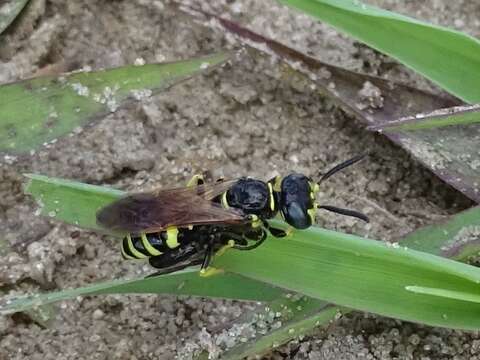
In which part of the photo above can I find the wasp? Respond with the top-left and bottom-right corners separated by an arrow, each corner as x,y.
96,154 -> 369,276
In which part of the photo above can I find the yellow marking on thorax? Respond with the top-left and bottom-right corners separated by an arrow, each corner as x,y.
221,191 -> 229,209
126,234 -> 147,259
140,233 -> 162,256
268,182 -> 275,212
166,226 -> 179,248
272,176 -> 282,192
310,182 -> 320,197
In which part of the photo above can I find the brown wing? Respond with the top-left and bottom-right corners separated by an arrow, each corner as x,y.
96,180 -> 246,234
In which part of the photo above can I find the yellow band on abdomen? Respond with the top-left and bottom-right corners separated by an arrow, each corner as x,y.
140,233 -> 162,256
126,234 -> 147,259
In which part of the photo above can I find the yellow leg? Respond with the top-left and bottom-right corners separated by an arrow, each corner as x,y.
199,267 -> 224,277
248,214 -> 262,228
199,240 -> 235,277
285,226 -> 294,237
186,174 -> 204,187
215,240 -> 235,258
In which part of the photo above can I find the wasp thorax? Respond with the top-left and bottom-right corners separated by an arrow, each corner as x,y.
226,178 -> 271,215
280,173 -> 316,229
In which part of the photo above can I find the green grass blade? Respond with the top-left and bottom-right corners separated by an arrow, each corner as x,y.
228,206 -> 480,356
0,270 -> 282,316
24,174 -> 124,234
213,224 -> 480,330
217,206 -> 480,357
400,206 -> 480,261
213,296 -> 337,360
218,205 -> 480,357
279,0 -> 480,103
0,0 -> 29,34
223,207 -> 480,359
224,307 -> 337,360
22,175 -> 480,329
370,105 -> 480,132
0,52 -> 229,153
405,286 -> 480,304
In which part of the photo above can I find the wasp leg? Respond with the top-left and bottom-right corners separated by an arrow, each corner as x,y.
186,174 -> 205,187
146,259 -> 203,278
201,244 -> 213,270
261,219 -> 290,238
199,243 -> 224,277
268,226 -> 288,238
233,228 -> 267,251
213,229 -> 248,250
215,239 -> 236,257
148,242 -> 198,269
199,267 -> 224,277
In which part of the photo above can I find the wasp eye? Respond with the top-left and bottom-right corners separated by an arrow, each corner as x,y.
283,202 -> 311,229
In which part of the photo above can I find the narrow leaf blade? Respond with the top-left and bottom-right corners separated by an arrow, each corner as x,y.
369,104 -> 480,132
400,206 -> 480,261
24,173 -> 123,234
405,286 -> 480,304
279,0 -> 480,103
0,52 -> 229,153
212,296 -> 336,360
213,224 -> 480,330
0,270 -> 282,316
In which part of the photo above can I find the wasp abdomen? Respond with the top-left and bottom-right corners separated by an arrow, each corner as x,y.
121,228 -> 182,260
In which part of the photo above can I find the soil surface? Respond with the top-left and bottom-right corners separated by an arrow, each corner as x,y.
0,1 -> 478,359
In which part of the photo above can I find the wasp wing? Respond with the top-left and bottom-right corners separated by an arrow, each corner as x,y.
96,179 -> 246,234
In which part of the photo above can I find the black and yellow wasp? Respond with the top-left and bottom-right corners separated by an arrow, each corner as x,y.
96,154 -> 368,276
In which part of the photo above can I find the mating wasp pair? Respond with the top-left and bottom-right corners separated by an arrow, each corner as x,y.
96,155 -> 369,276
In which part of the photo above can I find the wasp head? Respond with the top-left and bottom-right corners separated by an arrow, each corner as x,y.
278,173 -> 319,229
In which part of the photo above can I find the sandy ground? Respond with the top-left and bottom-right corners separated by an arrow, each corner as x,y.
0,0 -> 479,359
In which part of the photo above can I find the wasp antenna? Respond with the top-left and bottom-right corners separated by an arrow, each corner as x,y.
318,153 -> 368,184
317,205 -> 369,223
